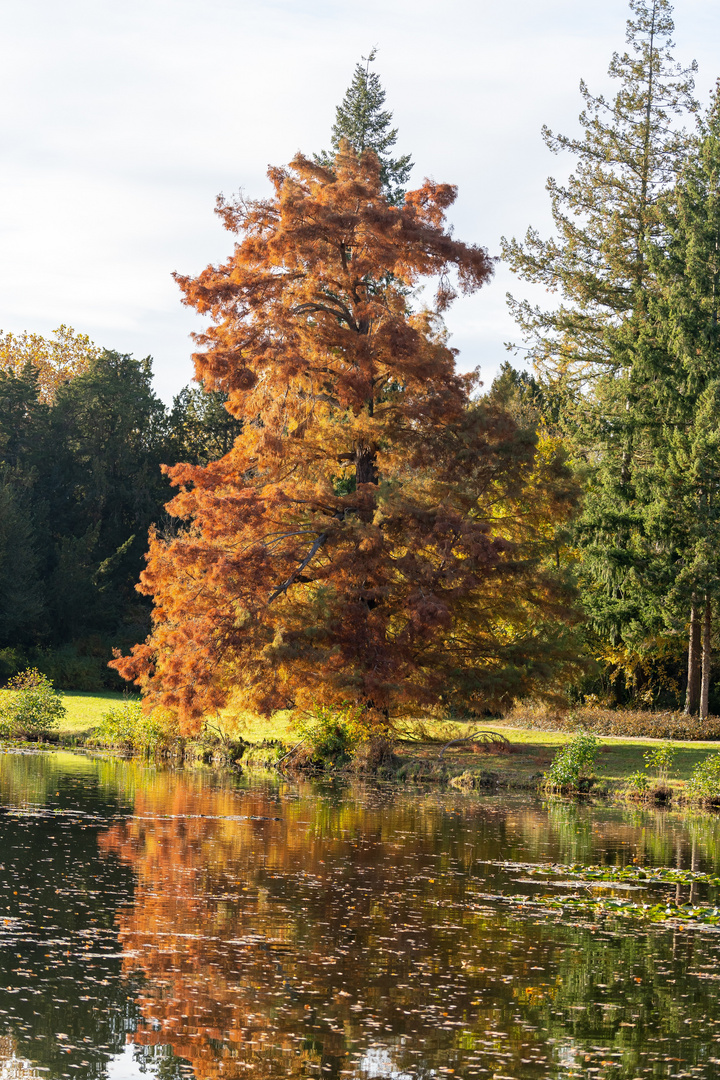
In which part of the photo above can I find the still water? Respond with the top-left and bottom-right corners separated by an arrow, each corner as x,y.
2,751 -> 720,1080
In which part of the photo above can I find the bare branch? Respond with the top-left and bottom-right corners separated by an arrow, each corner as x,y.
267,531 -> 329,604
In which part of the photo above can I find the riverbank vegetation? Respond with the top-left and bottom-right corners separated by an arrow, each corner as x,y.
4,1 -> 720,757
7,685 -> 720,808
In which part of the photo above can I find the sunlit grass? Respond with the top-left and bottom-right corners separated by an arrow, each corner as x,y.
5,688 -> 720,792
58,691 -> 138,735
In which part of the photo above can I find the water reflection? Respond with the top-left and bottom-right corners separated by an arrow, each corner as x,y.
4,754 -> 720,1078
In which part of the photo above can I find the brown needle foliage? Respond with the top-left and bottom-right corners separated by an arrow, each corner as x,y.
113,146 -> 580,729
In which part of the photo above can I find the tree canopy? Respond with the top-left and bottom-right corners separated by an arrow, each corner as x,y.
113,148 -> 580,727
316,49 -> 412,204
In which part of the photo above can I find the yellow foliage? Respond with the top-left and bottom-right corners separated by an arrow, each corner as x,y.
0,324 -> 101,402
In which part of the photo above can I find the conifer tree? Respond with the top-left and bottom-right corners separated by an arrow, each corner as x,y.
636,84 -> 720,715
502,0 -> 697,688
317,49 -> 412,204
113,149 -> 581,728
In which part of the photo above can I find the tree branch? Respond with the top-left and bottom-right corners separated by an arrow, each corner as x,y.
267,531 -> 329,604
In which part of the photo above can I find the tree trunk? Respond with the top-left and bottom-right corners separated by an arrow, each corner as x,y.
355,446 -> 378,487
700,595 -> 712,721
685,594 -> 702,715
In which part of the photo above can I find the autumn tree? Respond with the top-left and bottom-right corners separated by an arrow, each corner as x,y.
0,325 -> 101,402
113,147 -> 580,726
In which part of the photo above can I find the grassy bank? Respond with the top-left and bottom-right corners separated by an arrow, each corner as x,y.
4,691 -> 720,802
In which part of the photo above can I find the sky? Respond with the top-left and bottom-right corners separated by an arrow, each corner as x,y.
1,0 -> 719,402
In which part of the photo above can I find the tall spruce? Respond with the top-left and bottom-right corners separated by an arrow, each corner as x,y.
636,85 -> 720,715
317,49 -> 412,204
502,0 -> 697,692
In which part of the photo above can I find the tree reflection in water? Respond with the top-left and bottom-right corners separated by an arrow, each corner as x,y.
98,770 -> 720,1080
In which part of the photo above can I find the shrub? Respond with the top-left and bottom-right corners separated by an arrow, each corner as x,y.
92,700 -> 178,754
625,769 -> 651,799
294,704 -> 387,768
507,701 -> 720,740
0,647 -> 26,684
685,754 -> 720,805
543,732 -> 600,793
34,645 -> 107,691
351,735 -> 398,774
643,742 -> 676,783
0,668 -> 66,740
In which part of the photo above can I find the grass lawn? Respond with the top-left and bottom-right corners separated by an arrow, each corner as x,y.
4,691 -> 720,794
398,721 -> 720,790
209,710 -> 720,790
58,691 -> 138,737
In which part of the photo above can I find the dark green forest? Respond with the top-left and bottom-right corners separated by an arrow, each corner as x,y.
0,353 -> 240,688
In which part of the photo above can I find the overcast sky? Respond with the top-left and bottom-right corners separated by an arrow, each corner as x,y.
1,0 -> 718,402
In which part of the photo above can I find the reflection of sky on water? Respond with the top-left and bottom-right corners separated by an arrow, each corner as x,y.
105,1048 -> 147,1080
356,1047 -> 414,1078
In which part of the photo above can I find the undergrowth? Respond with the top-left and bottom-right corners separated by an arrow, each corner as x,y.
507,702 -> 720,740
89,700 -> 179,755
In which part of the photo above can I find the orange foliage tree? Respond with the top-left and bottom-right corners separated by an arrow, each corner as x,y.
114,146 -> 580,726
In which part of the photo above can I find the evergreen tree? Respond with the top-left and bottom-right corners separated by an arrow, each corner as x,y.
502,0 -> 697,691
0,479 -> 44,646
635,84 -> 720,715
41,351 -> 170,641
168,384 -> 243,466
317,49 -> 412,204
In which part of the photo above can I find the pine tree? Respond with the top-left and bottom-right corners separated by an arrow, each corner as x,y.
502,0 -> 697,689
317,49 -> 412,204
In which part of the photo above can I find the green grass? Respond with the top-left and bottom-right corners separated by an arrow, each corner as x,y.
0,688 -> 135,739
57,691 -> 138,736
392,718 -> 720,789
5,692 -> 720,796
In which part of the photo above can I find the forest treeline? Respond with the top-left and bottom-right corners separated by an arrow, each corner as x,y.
0,340 -> 240,688
4,0 -> 720,720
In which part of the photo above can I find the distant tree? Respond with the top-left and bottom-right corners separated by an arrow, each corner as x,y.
0,325 -> 101,402
114,148 -> 581,728
633,84 -> 720,716
42,350 -> 170,641
0,480 -> 44,647
168,384 -> 243,466
316,49 -> 412,204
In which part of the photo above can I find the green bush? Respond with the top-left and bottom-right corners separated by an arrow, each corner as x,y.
544,732 -> 600,793
643,742 -> 676,783
0,647 -> 26,683
625,769 -> 651,798
0,668 -> 66,740
92,700 -> 177,754
294,704 -> 382,767
685,754 -> 720,805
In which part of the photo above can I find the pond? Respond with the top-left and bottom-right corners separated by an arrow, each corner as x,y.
2,752 -> 720,1080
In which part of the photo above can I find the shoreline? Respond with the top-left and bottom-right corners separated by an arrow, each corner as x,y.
4,728 -> 720,811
